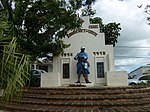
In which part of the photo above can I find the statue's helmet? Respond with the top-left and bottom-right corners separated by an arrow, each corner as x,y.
80,47 -> 85,50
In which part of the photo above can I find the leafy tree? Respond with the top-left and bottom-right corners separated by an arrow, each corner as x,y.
68,0 -> 96,16
82,5 -> 96,16
1,0 -> 82,60
81,0 -> 96,16
90,17 -> 103,29
90,17 -> 121,46
69,0 -> 82,11
103,22 -> 121,46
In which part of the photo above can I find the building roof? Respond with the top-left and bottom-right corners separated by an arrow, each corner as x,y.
129,65 -> 150,74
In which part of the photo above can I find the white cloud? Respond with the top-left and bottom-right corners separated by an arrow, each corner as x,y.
93,0 -> 150,73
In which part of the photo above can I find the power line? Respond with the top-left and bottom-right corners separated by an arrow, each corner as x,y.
115,56 -> 150,59
114,46 -> 150,59
115,46 -> 150,49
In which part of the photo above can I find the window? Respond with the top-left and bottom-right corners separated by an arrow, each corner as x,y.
63,63 -> 70,79
139,75 -> 150,80
39,66 -> 48,72
97,62 -> 104,78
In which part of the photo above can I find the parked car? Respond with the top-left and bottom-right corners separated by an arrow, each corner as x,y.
30,69 -> 47,87
128,75 -> 150,85
31,69 -> 47,76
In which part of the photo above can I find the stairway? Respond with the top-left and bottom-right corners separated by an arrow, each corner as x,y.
1,85 -> 150,112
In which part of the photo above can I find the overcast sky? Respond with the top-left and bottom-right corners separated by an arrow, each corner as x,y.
93,0 -> 150,73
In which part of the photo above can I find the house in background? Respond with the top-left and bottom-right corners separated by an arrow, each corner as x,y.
34,16 -> 128,87
128,65 -> 150,79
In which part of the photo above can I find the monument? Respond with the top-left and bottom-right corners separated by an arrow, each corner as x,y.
35,16 -> 128,87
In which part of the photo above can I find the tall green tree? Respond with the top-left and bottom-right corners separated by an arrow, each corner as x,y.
20,0 -> 81,59
90,17 -> 121,46
103,22 -> 121,46
0,0 -> 82,60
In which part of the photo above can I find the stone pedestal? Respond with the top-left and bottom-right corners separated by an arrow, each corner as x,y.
106,71 -> 128,86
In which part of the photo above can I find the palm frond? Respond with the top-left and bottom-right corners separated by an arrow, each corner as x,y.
0,37 -> 31,102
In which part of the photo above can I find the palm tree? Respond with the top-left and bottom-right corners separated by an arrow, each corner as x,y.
0,9 -> 31,102
0,37 -> 31,101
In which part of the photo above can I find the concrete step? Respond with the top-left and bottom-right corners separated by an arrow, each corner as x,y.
11,97 -> 150,107
1,101 -> 150,112
22,86 -> 150,95
21,93 -> 150,100
1,85 -> 150,112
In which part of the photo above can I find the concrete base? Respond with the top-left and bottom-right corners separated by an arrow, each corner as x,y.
41,72 -> 60,87
41,71 -> 128,87
106,71 -> 128,86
